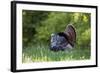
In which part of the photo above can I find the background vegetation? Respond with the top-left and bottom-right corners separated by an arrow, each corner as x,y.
22,10 -> 91,63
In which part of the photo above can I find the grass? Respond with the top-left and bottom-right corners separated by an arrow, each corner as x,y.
22,44 -> 90,63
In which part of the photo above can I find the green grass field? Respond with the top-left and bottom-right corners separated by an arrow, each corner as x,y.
22,44 -> 90,63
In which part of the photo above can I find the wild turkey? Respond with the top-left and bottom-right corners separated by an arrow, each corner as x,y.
50,24 -> 76,51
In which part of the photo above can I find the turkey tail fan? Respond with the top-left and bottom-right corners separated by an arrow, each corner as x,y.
64,24 -> 76,47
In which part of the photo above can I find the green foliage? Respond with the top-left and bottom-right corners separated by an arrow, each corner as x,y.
78,29 -> 91,48
34,12 -> 71,43
23,11 -> 91,48
22,10 -> 50,47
